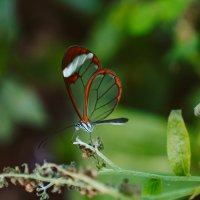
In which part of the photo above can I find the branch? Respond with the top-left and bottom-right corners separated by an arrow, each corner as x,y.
0,162 -> 133,200
73,137 -> 121,170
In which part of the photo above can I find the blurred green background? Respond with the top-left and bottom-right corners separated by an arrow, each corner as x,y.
1,0 -> 200,199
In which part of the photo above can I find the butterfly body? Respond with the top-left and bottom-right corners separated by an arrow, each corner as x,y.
75,121 -> 93,133
62,46 -> 128,133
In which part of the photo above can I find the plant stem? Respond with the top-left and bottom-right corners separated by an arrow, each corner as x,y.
73,138 -> 121,170
0,166 -> 131,200
99,168 -> 200,182
40,163 -> 121,197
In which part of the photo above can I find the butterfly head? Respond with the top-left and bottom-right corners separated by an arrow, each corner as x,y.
75,121 -> 93,133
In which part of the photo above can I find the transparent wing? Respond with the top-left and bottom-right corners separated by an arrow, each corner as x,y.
62,46 -> 102,120
84,70 -> 122,122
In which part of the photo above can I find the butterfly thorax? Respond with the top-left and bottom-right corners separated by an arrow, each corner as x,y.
75,121 -> 93,133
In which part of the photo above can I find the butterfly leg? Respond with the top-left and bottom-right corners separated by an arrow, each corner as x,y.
71,129 -> 79,142
88,133 -> 94,146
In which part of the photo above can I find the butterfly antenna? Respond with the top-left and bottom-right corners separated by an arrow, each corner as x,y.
37,136 -> 48,150
37,124 -> 75,150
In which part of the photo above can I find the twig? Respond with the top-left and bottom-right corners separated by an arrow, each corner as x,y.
73,137 -> 121,170
0,162 -> 131,200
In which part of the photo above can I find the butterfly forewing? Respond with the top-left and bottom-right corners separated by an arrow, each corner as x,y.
79,59 -> 99,86
62,46 -> 102,119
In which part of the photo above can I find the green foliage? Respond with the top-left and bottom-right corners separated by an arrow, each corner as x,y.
0,0 -> 18,78
93,108 -> 168,172
0,0 -> 18,40
1,0 -> 200,199
0,79 -> 47,143
194,103 -> 200,117
88,0 -> 191,61
71,107 -> 200,200
128,0 -> 190,35
1,109 -> 200,199
167,110 -> 191,176
143,178 -> 162,195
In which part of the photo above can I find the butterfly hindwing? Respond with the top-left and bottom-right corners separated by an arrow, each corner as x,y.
84,70 -> 122,122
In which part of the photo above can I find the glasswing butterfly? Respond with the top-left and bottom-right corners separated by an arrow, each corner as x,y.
62,46 -> 128,133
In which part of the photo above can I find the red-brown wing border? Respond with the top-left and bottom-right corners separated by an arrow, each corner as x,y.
62,46 -> 102,121
83,69 -> 122,122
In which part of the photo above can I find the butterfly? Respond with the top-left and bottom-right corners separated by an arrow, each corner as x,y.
62,46 -> 128,133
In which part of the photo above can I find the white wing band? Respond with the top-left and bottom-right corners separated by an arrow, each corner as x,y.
63,53 -> 93,77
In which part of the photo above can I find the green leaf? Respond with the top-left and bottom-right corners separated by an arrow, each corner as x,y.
0,104 -> 14,143
143,178 -> 162,195
0,0 -> 18,40
189,186 -> 200,200
128,0 -> 190,35
0,79 -> 47,144
1,79 -> 47,126
194,103 -> 200,117
167,110 -> 191,176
